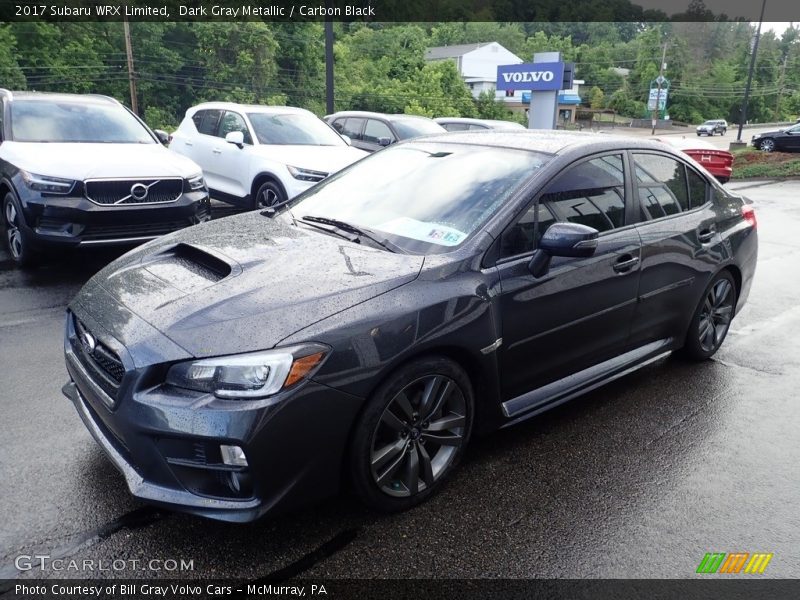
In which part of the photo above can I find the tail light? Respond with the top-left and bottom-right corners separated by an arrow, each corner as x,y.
742,205 -> 757,229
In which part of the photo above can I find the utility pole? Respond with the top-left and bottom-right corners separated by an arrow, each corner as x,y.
650,42 -> 668,135
736,0 -> 767,143
123,15 -> 138,115
775,56 -> 787,121
324,20 -> 334,114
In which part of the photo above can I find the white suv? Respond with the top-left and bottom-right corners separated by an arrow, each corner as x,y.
170,103 -> 367,209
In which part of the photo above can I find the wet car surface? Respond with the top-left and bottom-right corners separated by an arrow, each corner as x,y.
0,183 -> 798,580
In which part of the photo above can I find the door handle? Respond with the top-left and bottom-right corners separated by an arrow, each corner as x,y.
184,141 -> 193,146
212,148 -> 222,154
697,224 -> 716,243
613,254 -> 639,273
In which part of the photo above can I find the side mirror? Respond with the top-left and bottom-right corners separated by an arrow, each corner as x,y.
378,137 -> 393,147
154,129 -> 170,146
341,134 -> 352,146
225,131 -> 245,147
528,222 -> 599,277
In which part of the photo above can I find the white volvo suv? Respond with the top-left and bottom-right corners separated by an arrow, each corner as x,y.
169,103 -> 368,209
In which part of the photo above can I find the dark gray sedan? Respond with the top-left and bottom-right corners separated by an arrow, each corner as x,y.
63,131 -> 758,521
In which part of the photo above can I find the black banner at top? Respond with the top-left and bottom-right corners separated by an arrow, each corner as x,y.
1,0 -> 799,23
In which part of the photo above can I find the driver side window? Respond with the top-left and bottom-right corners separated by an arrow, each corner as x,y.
499,154 -> 626,259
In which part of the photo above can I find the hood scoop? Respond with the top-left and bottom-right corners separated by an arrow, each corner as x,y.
142,243 -> 241,294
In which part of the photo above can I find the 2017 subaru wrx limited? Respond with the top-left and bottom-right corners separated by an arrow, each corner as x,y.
63,131 -> 757,522
0,90 -> 210,266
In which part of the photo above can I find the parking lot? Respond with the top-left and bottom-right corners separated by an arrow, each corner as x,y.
1,180 -> 798,581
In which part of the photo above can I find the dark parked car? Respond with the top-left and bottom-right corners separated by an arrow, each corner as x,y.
324,111 -> 446,152
0,90 -> 210,267
751,123 -> 800,152
63,131 -> 758,522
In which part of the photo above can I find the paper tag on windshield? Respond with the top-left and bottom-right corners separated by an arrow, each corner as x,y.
377,217 -> 466,247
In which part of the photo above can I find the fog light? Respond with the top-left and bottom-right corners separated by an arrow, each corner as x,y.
220,444 -> 248,467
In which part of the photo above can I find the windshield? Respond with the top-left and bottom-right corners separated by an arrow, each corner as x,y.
392,118 -> 447,140
288,143 -> 550,254
247,112 -> 346,146
10,99 -> 155,143
702,121 -> 719,126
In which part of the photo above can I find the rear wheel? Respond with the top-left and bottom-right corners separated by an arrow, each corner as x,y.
350,357 -> 474,512
3,193 -> 39,267
679,271 -> 737,361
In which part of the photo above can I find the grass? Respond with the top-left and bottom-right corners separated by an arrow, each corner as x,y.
731,148 -> 800,179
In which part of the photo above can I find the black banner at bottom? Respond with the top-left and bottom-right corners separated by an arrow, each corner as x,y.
1,579 -> 799,600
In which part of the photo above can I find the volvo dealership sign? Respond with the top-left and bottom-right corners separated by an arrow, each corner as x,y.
496,62 -> 565,91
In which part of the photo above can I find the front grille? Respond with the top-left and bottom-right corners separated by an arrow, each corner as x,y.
85,178 -> 183,205
80,219 -> 193,242
72,317 -> 124,400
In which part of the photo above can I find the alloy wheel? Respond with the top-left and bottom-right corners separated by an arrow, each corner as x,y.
698,278 -> 734,353
257,186 -> 281,209
4,201 -> 23,260
370,374 -> 466,498
760,138 -> 775,152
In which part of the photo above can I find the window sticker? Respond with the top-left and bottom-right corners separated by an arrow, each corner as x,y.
377,217 -> 467,247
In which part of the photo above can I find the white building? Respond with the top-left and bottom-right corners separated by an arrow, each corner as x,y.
425,41 -> 584,122
424,42 -> 523,103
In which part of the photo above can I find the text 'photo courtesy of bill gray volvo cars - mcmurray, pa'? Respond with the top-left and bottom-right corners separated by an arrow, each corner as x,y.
0,90 -> 210,267
62,130 -> 757,522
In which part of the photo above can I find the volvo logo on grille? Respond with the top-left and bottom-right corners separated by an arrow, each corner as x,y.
80,330 -> 97,354
130,183 -> 149,201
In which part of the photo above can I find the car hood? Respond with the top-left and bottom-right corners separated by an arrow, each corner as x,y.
72,211 -> 424,359
248,144 -> 368,173
1,142 -> 202,180
752,129 -> 785,137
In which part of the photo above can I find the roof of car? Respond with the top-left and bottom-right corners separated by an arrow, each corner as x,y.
188,102 -> 312,115
434,117 -> 526,128
1,90 -> 121,105
408,129 -> 679,156
326,111 -> 436,122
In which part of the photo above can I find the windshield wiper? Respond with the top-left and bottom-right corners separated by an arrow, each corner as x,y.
300,215 -> 404,254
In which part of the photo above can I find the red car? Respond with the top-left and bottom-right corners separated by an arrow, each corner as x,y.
652,137 -> 733,183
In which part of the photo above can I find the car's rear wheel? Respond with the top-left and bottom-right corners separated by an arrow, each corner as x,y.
759,138 -> 776,152
253,180 -> 286,210
350,357 -> 474,512
679,271 -> 737,361
3,193 -> 39,267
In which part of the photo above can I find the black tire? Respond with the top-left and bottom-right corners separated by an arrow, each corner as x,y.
678,271 -> 737,361
253,180 -> 286,210
3,192 -> 39,268
349,356 -> 474,512
759,138 -> 776,152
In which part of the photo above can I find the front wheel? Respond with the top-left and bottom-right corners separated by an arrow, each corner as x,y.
3,193 -> 39,267
349,357 -> 474,512
759,138 -> 776,152
678,271 -> 737,361
253,180 -> 286,210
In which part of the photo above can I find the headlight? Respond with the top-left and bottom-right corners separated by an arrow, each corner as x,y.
165,343 -> 329,399
751,134 -> 762,140
186,173 -> 206,191
21,170 -> 76,194
287,165 -> 328,182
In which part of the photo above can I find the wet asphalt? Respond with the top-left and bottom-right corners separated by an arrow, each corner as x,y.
0,186 -> 798,582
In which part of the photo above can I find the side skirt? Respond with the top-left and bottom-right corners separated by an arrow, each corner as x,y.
501,338 -> 675,428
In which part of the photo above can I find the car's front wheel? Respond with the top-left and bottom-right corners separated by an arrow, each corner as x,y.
349,357 -> 474,512
253,180 -> 286,210
3,193 -> 39,267
679,271 -> 737,361
759,138 -> 776,152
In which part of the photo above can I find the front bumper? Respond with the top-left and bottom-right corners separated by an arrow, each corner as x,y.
63,310 -> 363,522
17,186 -> 210,249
